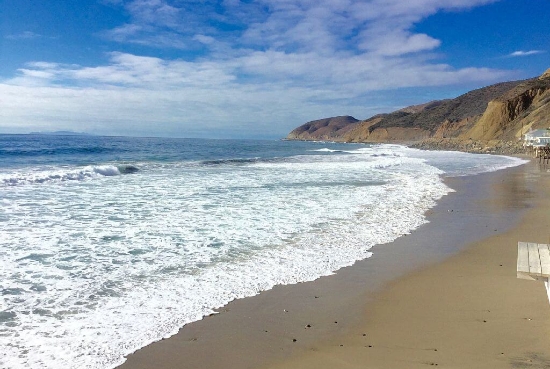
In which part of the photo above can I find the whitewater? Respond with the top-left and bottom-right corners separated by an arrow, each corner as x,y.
0,134 -> 526,369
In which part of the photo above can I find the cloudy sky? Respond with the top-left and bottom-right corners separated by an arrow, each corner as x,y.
0,0 -> 548,139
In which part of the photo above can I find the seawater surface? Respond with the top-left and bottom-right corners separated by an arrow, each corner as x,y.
0,134 -> 526,369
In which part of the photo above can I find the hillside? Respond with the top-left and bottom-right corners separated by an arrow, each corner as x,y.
287,68 -> 550,152
464,75 -> 550,141
286,116 -> 359,141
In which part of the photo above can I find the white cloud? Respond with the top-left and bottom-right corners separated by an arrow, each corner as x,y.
508,50 -> 545,57
126,0 -> 181,26
1,0 -> 514,137
358,30 -> 441,55
104,24 -> 143,41
102,0 -> 499,53
4,31 -> 42,40
1,48 -> 511,137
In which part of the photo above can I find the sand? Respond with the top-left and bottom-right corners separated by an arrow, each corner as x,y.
119,159 -> 550,369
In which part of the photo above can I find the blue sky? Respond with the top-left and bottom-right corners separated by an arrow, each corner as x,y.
0,0 -> 548,139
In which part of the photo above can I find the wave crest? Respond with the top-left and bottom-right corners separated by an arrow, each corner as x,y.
1,164 -> 139,186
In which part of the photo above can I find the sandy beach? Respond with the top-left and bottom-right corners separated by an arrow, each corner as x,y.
119,159 -> 550,369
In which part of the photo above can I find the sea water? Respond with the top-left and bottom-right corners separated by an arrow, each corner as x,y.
0,134 -> 526,369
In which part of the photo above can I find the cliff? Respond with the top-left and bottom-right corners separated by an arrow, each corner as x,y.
287,68 -> 550,150
464,74 -> 550,141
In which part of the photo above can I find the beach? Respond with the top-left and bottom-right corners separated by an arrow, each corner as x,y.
117,158 -> 550,369
3,137 -> 527,368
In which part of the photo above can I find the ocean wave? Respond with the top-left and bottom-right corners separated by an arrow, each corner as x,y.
0,146 -> 120,157
0,141 -> 529,369
200,158 -> 261,166
310,147 -> 404,157
0,164 -> 139,186
310,148 -> 345,153
198,157 -> 285,166
1,152 -> 450,369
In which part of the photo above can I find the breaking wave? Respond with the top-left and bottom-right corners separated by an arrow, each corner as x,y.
1,164 -> 139,186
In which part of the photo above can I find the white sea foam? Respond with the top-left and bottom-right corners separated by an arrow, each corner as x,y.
0,166 -> 117,186
0,164 -> 142,187
0,144 -> 526,369
310,148 -> 345,153
92,165 -> 121,176
404,148 -> 528,176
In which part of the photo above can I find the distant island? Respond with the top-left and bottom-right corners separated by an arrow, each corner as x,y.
29,131 -> 94,136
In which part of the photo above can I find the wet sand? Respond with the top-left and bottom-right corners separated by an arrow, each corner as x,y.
119,159 -> 550,369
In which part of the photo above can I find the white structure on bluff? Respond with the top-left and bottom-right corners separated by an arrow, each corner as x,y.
524,129 -> 550,146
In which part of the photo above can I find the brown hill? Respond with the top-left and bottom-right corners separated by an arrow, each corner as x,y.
398,100 -> 447,114
286,68 -> 550,149
286,116 -> 359,141
464,73 -> 550,141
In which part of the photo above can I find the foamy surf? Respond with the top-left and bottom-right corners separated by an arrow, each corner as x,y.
0,135 -> 527,369
0,164 -> 139,186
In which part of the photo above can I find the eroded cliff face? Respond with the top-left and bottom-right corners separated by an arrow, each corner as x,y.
286,68 -> 550,146
432,117 -> 477,139
464,75 -> 550,141
343,124 -> 430,143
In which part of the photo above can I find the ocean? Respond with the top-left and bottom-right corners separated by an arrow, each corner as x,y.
0,134 -> 526,369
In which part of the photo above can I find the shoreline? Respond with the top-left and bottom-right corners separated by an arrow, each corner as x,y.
118,160 -> 547,369
266,159 -> 550,369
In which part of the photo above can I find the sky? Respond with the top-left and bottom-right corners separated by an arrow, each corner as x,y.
0,0 -> 549,139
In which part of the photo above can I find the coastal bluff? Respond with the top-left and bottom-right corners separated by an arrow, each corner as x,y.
287,68 -> 550,153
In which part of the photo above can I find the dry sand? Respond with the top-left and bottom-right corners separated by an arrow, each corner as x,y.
119,160 -> 550,369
